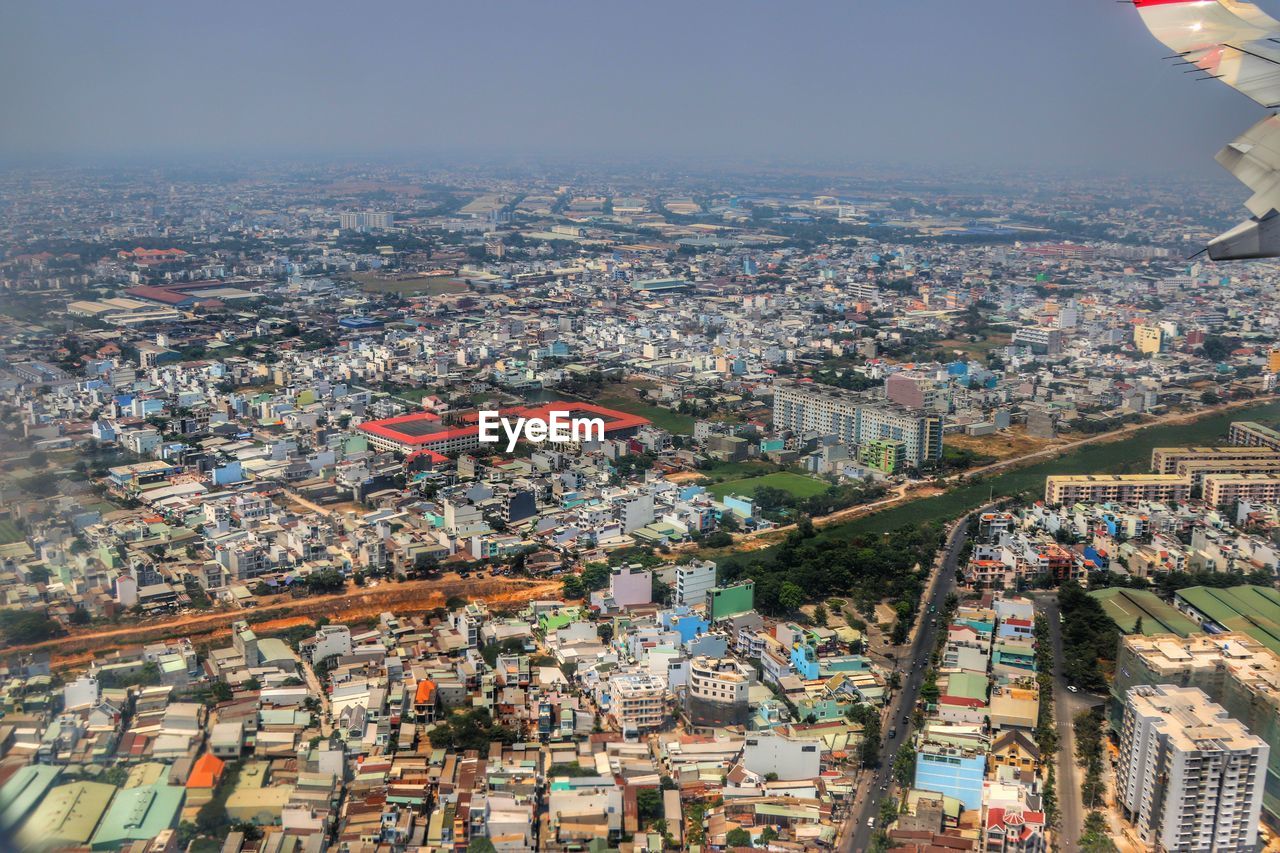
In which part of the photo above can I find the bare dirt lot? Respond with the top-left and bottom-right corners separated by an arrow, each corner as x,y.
19,574 -> 562,670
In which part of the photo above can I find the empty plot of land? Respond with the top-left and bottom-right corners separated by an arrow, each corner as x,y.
351,272 -> 469,295
708,471 -> 828,500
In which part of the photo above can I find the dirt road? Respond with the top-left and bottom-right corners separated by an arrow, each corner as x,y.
688,397 -> 1267,558
15,574 -> 562,669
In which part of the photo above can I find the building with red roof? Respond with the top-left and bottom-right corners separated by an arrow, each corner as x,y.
358,402 -> 648,455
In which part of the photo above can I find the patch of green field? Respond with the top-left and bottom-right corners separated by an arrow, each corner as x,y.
353,273 -> 468,295
0,520 -> 24,545
395,388 -> 434,404
709,471 -> 829,501
594,392 -> 696,435
701,460 -> 778,480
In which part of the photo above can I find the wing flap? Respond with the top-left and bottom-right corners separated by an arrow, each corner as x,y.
1216,114 -> 1280,216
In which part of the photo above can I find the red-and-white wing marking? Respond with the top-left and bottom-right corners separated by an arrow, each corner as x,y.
1135,0 -> 1280,106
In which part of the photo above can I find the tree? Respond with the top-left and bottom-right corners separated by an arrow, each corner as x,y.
760,826 -> 779,845
892,742 -> 916,789
778,582 -> 804,613
466,839 -> 497,853
725,827 -> 752,847
1080,811 -> 1117,852
0,611 -> 57,645
637,787 -> 663,824
813,603 -> 828,627
878,795 -> 899,829
561,574 -> 584,599
920,669 -> 940,705
207,680 -> 233,705
176,821 -> 199,847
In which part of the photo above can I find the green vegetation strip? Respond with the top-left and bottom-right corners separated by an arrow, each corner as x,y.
824,400 -> 1280,540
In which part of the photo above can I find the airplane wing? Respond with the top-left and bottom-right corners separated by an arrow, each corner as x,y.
1134,0 -> 1280,107
1216,114 -> 1280,217
1134,1 -> 1280,259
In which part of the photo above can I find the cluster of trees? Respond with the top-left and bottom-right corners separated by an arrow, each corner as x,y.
1032,617 -> 1058,757
1058,582 -> 1119,693
252,569 -> 347,598
940,445 -> 995,473
1088,567 -> 1272,599
845,702 -> 882,768
0,610 -> 58,645
892,742 -> 916,789
1074,708 -> 1107,810
750,481 -> 889,522
428,708 -> 516,752
718,521 -> 944,619
810,368 -> 880,392
1074,709 -> 1118,851
98,661 -> 161,690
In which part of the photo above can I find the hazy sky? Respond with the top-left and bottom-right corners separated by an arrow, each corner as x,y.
0,0 -> 1271,175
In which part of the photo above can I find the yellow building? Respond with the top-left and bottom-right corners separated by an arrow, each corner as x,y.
1045,474 -> 1190,506
1134,324 -> 1163,355
1268,349 -> 1280,374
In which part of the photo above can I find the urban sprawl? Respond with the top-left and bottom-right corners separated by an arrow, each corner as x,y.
2,166 -> 1280,852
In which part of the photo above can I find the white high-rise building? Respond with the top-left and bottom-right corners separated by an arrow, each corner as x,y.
674,560 -> 717,608
771,382 -> 943,465
339,211 -> 394,231
1117,684 -> 1268,853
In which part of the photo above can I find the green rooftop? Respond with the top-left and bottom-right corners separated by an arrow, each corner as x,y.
16,781 -> 115,852
1175,585 -> 1280,656
944,672 -> 989,702
1089,587 -> 1201,637
90,782 -> 184,850
0,765 -> 61,831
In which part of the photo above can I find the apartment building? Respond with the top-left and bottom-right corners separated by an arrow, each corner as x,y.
609,674 -> 666,733
684,656 -> 754,728
1202,473 -> 1280,508
772,382 -> 943,465
1117,684 -> 1267,853
674,560 -> 717,608
1133,324 -> 1163,355
1150,445 -> 1280,475
1044,474 -> 1190,506
1011,325 -> 1063,355
1229,421 -> 1280,451
1112,633 -> 1280,823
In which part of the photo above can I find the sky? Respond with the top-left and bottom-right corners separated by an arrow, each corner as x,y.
0,0 -> 1270,176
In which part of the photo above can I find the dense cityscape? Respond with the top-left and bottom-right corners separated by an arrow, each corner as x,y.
16,0 -> 1280,848
0,159 -> 1279,853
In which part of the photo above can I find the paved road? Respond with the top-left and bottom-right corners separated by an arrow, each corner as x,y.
840,507 -> 992,852
1035,592 -> 1107,852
